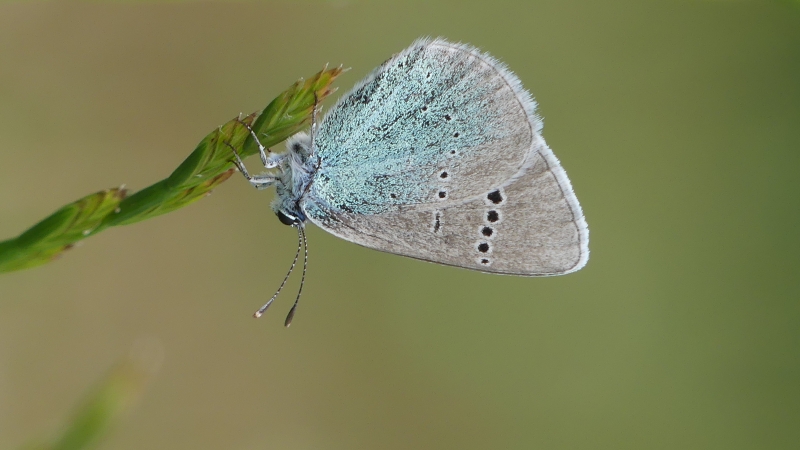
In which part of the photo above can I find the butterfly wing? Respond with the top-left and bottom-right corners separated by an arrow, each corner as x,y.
302,38 -> 589,275
309,38 -> 536,213
304,139 -> 588,275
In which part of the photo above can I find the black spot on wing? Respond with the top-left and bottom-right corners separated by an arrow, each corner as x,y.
487,190 -> 503,204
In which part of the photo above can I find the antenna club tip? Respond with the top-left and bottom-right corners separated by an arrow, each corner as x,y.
284,308 -> 297,327
253,311 -> 263,318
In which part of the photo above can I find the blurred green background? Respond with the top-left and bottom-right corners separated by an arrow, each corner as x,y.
1,1 -> 799,449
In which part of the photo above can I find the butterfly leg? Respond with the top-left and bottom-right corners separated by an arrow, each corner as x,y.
225,141 -> 277,190
233,115 -> 276,169
309,92 -> 320,155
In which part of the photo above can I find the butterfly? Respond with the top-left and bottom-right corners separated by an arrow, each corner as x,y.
230,37 -> 589,325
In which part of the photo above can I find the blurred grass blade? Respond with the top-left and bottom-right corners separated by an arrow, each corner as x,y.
22,339 -> 163,450
0,189 -> 127,272
0,65 -> 344,273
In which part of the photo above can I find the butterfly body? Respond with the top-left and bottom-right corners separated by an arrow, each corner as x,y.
258,37 -> 588,276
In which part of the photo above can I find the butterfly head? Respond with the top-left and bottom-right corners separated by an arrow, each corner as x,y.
276,209 -> 303,227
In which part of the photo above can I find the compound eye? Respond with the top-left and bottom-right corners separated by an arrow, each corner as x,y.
276,211 -> 298,226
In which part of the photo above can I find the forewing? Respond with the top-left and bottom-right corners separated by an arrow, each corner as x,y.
303,141 -> 589,276
309,38 -> 537,215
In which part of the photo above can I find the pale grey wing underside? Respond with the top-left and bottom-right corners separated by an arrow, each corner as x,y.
303,141 -> 589,276
300,37 -> 589,275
